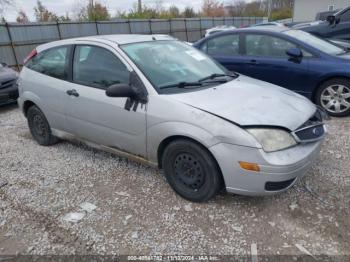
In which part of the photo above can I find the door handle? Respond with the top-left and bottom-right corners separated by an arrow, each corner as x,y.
66,89 -> 79,97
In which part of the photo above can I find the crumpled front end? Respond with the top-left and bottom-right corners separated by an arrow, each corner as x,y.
210,109 -> 326,196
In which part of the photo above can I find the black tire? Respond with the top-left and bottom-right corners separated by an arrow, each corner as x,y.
162,139 -> 223,202
27,105 -> 59,146
315,78 -> 350,117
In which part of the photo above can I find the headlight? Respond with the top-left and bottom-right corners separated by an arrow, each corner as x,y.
246,128 -> 297,152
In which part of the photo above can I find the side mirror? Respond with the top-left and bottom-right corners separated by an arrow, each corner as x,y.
286,48 -> 303,59
326,15 -> 336,25
106,71 -> 148,107
106,83 -> 135,98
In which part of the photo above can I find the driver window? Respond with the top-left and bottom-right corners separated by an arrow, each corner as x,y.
246,34 -> 296,57
73,45 -> 130,89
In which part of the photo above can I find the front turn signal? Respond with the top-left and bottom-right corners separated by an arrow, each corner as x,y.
239,161 -> 260,172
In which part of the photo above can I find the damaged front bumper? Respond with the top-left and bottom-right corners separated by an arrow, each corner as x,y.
209,139 -> 323,196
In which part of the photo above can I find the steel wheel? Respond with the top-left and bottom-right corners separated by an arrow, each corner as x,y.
162,139 -> 223,202
32,114 -> 48,137
173,153 -> 205,192
320,84 -> 350,114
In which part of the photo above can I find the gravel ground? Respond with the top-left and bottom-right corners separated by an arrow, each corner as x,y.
0,104 -> 349,258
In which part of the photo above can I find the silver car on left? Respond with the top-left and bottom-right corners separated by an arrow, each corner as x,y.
18,35 -> 326,202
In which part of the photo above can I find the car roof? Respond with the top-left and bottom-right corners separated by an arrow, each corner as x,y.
237,26 -> 290,33
194,26 -> 293,46
79,34 -> 175,45
37,34 -> 176,52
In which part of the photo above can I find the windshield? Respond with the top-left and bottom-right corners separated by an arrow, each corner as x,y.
121,41 -> 229,92
284,30 -> 345,55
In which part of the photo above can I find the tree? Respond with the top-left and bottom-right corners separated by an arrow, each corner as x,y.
182,7 -> 197,18
58,13 -> 71,22
87,2 -> 110,21
34,0 -> 59,22
226,0 -> 246,16
168,5 -> 180,17
245,2 -> 264,17
201,0 -> 225,17
76,1 -> 110,21
16,10 -> 29,23
224,0 -> 292,19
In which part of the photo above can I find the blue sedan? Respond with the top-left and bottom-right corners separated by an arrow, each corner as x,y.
194,27 -> 350,117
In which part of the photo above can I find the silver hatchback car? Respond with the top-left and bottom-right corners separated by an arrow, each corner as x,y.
18,34 -> 326,202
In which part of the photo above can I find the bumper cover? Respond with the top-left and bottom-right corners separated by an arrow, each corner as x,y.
0,84 -> 18,104
210,140 -> 323,196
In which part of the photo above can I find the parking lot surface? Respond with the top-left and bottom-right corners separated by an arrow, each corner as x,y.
0,105 -> 349,257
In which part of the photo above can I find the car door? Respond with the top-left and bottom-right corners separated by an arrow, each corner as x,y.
64,43 -> 147,157
239,33 -> 313,95
200,33 -> 246,72
24,45 -> 72,132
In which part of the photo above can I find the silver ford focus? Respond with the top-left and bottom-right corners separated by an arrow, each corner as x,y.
18,35 -> 326,202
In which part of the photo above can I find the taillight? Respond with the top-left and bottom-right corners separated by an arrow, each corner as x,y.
23,49 -> 37,64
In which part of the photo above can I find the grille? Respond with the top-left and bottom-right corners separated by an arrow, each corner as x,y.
292,109 -> 325,142
265,178 -> 296,191
0,79 -> 15,90
294,124 -> 325,142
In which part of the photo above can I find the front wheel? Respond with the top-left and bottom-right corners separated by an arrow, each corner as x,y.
316,78 -> 350,117
162,139 -> 223,202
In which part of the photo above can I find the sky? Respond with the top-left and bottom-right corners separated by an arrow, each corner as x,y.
2,0 -> 251,22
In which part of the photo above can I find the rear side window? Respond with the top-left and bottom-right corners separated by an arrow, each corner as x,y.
73,45 -> 130,89
246,34 -> 296,57
26,46 -> 69,80
204,34 -> 240,56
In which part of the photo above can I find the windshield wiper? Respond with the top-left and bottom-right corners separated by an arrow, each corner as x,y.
198,73 -> 239,82
159,81 -> 203,90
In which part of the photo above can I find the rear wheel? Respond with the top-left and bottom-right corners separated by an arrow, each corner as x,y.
27,105 -> 59,146
316,78 -> 350,117
162,139 -> 223,202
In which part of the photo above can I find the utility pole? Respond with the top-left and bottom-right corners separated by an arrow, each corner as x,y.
138,0 -> 142,13
267,0 -> 272,20
90,0 -> 94,20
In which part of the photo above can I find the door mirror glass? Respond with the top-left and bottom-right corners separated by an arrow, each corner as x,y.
326,15 -> 336,25
286,48 -> 303,58
106,83 -> 135,98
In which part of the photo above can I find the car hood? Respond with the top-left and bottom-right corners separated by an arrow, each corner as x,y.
171,75 -> 316,131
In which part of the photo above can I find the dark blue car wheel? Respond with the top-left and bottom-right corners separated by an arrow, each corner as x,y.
316,78 -> 350,117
